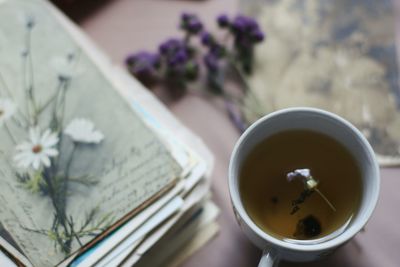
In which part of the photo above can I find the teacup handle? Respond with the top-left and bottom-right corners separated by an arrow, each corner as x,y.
258,249 -> 280,267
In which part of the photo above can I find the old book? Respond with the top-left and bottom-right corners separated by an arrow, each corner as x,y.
0,0 -> 184,266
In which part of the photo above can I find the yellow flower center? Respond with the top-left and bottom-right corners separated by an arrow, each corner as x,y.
32,144 -> 43,154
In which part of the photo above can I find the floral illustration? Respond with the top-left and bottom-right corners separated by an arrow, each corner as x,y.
14,127 -> 59,170
65,118 -> 104,144
0,98 -> 16,126
0,16 -> 113,255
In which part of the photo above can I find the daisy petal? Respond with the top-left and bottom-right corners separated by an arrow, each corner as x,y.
32,157 -> 41,170
16,142 -> 32,151
43,134 -> 59,147
41,156 -> 51,167
40,129 -> 51,144
64,118 -> 104,144
20,157 -> 34,169
14,151 -> 32,161
45,148 -> 59,157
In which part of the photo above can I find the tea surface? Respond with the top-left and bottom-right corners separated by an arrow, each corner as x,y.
239,130 -> 362,240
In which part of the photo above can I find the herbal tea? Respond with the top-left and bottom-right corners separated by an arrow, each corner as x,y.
239,130 -> 362,240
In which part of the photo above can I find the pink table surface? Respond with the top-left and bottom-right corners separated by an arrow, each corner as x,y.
75,0 -> 400,266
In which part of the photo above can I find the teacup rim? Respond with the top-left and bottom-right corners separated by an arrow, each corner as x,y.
228,107 -> 380,252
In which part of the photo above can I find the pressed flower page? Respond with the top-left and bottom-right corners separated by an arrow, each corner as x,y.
0,0 -> 181,266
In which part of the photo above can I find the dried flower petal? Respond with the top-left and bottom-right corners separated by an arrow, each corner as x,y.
201,32 -> 213,46
180,13 -> 203,34
287,168 -> 311,182
217,14 -> 230,27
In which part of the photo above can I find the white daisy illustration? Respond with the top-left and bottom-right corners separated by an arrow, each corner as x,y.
0,98 -> 16,127
64,118 -> 104,144
14,127 -> 59,170
51,53 -> 83,80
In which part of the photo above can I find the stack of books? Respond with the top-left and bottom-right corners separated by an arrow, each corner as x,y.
0,0 -> 219,266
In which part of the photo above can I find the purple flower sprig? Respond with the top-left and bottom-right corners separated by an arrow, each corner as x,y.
159,38 -> 199,89
126,52 -> 161,85
200,31 -> 228,94
180,13 -> 203,36
218,14 -> 265,74
125,12 -> 266,133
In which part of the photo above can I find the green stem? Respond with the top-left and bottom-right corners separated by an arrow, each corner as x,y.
21,54 -> 31,124
42,171 -> 71,253
65,143 -> 76,181
0,72 -> 14,99
38,80 -> 64,115
26,29 -> 38,112
225,54 -> 265,117
76,226 -> 104,237
184,33 -> 191,44
24,27 -> 39,126
4,123 -> 17,145
67,216 -> 83,246
220,90 -> 260,119
59,143 -> 77,242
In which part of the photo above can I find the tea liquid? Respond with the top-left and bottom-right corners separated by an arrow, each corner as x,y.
239,130 -> 362,239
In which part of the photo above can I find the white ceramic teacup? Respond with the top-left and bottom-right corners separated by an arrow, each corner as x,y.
228,108 -> 380,267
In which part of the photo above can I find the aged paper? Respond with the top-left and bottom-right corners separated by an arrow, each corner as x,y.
246,0 -> 400,165
0,0 -> 181,266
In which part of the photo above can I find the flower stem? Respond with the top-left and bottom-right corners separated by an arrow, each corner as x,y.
314,188 -> 336,212
224,99 -> 247,132
65,143 -> 76,180
38,80 -> 64,115
0,71 -> 14,99
4,123 -> 17,145
42,170 -> 72,253
184,32 -> 191,44
0,71 -> 29,127
225,54 -> 265,117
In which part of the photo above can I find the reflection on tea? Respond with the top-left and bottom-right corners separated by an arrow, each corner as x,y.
239,130 -> 362,240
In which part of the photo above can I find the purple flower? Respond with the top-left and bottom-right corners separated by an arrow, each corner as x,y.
244,17 -> 259,31
201,32 -> 213,46
217,14 -> 230,27
251,29 -> 265,42
168,49 -> 188,66
180,13 -> 203,34
125,51 -> 160,76
287,169 -> 311,182
230,15 -> 265,51
231,15 -> 263,37
188,20 -> 203,34
181,12 -> 192,22
204,53 -> 219,71
158,37 -> 193,70
175,50 -> 188,62
159,38 -> 184,55
232,15 -> 248,33
210,44 -> 225,58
